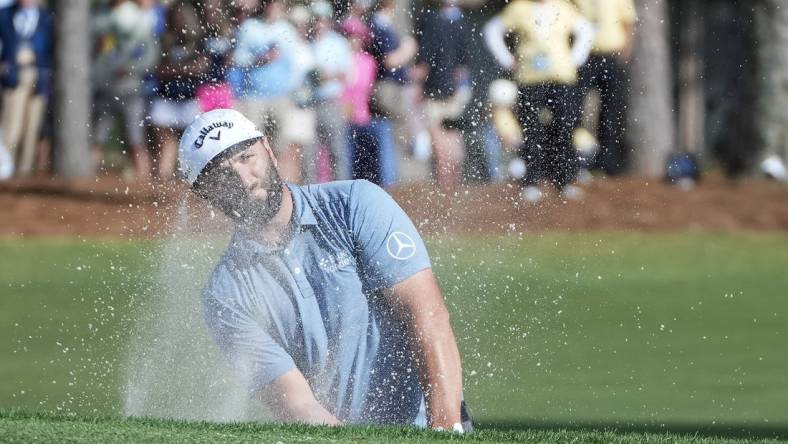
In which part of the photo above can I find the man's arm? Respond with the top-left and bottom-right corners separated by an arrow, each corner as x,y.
384,269 -> 463,430
483,17 -> 516,70
257,368 -> 342,425
571,16 -> 595,67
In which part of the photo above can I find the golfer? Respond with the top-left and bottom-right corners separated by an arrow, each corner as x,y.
179,109 -> 470,431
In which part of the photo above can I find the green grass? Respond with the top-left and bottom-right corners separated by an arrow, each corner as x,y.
0,410 -> 784,443
1,232 -> 788,442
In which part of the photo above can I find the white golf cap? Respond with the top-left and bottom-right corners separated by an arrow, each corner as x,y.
178,108 -> 265,185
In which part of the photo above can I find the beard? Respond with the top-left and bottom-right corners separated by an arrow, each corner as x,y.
208,162 -> 285,230
234,163 -> 285,230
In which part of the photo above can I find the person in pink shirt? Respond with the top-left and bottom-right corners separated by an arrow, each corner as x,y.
340,18 -> 381,184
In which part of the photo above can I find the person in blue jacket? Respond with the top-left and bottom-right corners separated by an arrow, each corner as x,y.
0,0 -> 53,177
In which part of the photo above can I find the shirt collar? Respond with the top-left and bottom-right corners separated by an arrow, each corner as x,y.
288,183 -> 317,227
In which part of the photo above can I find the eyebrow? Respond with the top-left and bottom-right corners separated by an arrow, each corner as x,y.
230,144 -> 257,160
194,138 -> 261,188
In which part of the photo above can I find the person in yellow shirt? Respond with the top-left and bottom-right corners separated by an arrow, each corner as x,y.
484,0 -> 594,202
574,0 -> 637,175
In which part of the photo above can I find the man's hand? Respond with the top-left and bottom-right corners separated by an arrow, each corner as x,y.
257,368 -> 342,426
385,269 -> 463,430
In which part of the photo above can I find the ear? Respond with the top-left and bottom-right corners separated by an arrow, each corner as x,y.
262,137 -> 278,168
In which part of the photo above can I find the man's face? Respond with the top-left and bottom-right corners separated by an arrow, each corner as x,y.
196,139 -> 285,229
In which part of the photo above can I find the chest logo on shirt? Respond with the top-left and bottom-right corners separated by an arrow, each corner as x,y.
386,232 -> 417,260
319,250 -> 353,273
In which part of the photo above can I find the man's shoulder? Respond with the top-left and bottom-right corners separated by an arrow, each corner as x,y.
292,180 -> 394,225
294,179 -> 381,205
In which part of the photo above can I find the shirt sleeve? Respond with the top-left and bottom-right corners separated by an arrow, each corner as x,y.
348,180 -> 431,291
569,4 -> 595,66
203,266 -> 296,393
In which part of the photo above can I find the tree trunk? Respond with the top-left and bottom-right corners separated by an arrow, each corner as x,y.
53,0 -> 93,178
628,0 -> 675,178
754,0 -> 788,162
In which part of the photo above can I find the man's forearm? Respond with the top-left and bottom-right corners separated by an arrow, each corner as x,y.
258,368 -> 342,426
273,398 -> 342,425
409,303 -> 462,430
410,306 -> 463,429
388,270 -> 465,430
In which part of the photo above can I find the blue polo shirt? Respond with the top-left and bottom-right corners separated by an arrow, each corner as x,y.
203,180 -> 431,425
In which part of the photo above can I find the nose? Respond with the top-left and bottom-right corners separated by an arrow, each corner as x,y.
233,163 -> 258,191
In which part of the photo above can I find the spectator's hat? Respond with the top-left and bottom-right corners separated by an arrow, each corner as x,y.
179,109 -> 265,186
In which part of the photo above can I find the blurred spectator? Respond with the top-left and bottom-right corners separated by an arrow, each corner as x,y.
0,1 -> 9,180
483,78 -> 525,182
287,5 -> 316,80
574,0 -> 637,175
92,0 -> 158,180
228,0 -> 316,182
137,0 -> 166,106
485,0 -> 593,202
0,0 -> 53,177
0,120 -> 10,180
415,0 -> 471,188
150,0 -> 209,179
31,83 -> 52,174
339,17 -> 379,184
761,154 -> 788,182
195,0 -> 234,113
0,136 -> 11,179
346,0 -> 372,22
309,1 -> 352,181
138,0 -> 166,37
367,0 -> 419,186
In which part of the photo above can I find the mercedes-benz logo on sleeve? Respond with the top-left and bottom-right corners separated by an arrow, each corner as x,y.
386,232 -> 417,260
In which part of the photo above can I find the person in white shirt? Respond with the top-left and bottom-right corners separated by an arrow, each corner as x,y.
308,1 -> 352,181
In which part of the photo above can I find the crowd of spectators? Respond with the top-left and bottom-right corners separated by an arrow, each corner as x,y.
0,0 -> 642,202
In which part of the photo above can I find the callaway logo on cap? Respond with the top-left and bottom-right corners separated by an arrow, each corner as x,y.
178,109 -> 264,185
193,121 -> 234,150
